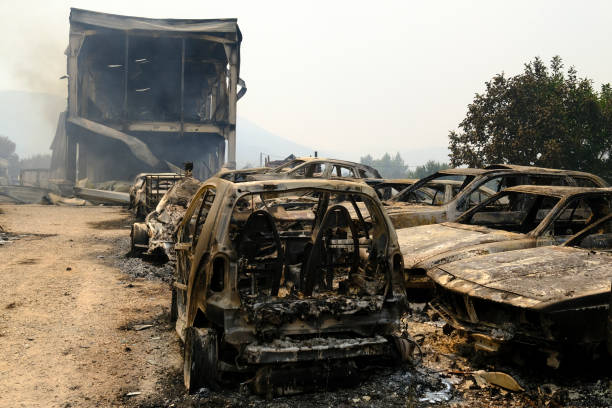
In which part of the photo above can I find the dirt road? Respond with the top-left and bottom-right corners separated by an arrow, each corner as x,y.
1,205 -> 610,408
0,205 -> 179,408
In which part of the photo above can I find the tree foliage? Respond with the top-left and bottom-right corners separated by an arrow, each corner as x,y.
360,152 -> 408,178
449,56 -> 612,182
0,135 -> 16,158
360,153 -> 448,179
406,160 -> 450,179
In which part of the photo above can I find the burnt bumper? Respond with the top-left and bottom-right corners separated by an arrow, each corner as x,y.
244,335 -> 391,365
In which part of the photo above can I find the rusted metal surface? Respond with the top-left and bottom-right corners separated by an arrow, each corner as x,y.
133,175 -> 201,260
243,335 -> 390,364
215,167 -> 270,183
386,165 -> 609,230
367,178 -> 417,200
398,186 -> 612,294
172,178 -> 408,395
128,172 -> 182,217
73,187 -> 130,205
429,212 -> 612,358
248,157 -> 382,181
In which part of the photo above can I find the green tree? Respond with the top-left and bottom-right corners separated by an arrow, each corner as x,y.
360,152 -> 408,178
0,135 -> 19,181
449,56 -> 612,182
0,135 -> 16,158
361,153 -> 448,179
406,160 -> 450,179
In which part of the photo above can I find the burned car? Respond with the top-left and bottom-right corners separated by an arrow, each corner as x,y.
129,172 -> 182,218
131,175 -> 201,260
398,186 -> 612,295
368,179 -> 417,200
215,167 -> 271,183
429,212 -> 612,365
385,164 -> 608,229
247,157 -> 382,181
171,178 -> 409,395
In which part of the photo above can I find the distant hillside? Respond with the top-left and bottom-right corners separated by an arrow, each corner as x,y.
0,91 -> 65,158
0,91 -> 449,170
236,117 -> 315,167
0,90 -> 315,166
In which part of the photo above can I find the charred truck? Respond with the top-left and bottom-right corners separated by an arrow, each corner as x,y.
171,178 -> 411,396
50,9 -> 246,187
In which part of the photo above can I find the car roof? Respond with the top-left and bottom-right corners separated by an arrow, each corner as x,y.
216,167 -> 270,175
204,176 -> 380,197
485,163 -> 607,180
502,185 -> 612,197
135,172 -> 180,178
374,178 -> 418,185
437,164 -> 606,182
438,168 -> 487,176
291,157 -> 377,170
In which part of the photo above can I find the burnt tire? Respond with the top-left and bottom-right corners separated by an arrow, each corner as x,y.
184,327 -> 218,393
130,222 -> 149,254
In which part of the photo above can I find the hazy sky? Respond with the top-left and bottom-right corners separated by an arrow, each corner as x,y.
1,0 -> 611,161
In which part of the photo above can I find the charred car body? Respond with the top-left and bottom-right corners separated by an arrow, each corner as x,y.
215,167 -> 271,183
385,164 -> 608,229
429,212 -> 612,364
247,157 -> 382,181
367,179 -> 417,200
171,178 -> 409,395
131,175 -> 201,260
398,186 -> 612,296
129,172 -> 182,218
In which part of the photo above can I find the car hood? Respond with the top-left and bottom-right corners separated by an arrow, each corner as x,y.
397,222 -> 523,268
384,202 -> 447,228
430,246 -> 612,310
384,202 -> 443,215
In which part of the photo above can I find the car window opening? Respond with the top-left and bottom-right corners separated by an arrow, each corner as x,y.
227,190 -> 390,306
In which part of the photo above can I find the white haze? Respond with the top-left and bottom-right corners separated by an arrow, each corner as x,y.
0,0 -> 611,163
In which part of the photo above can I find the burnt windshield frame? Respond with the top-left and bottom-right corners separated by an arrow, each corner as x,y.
272,160 -> 306,173
227,187 -> 389,243
391,171 -> 475,204
456,190 -> 561,232
563,207 -> 612,248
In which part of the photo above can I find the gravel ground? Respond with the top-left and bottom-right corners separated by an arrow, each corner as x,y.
2,204 -> 609,408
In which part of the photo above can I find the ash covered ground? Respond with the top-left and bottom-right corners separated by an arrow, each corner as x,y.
0,205 -> 610,407
108,237 -> 612,408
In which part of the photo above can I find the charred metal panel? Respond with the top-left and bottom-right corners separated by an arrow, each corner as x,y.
172,178 -> 408,394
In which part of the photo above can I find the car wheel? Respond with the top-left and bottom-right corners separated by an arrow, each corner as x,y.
131,223 -> 149,254
183,327 -> 218,393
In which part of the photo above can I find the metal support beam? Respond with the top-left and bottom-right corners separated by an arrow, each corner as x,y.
180,38 -> 185,136
227,46 -> 238,169
123,33 -> 129,121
